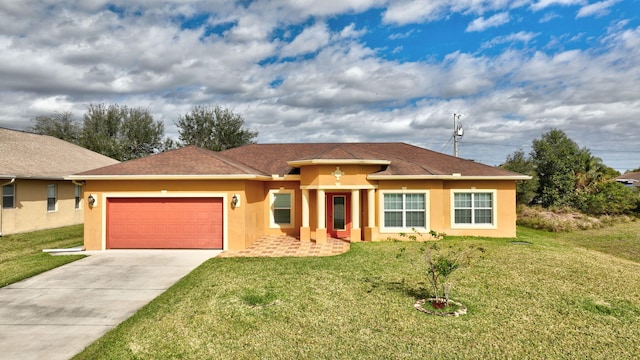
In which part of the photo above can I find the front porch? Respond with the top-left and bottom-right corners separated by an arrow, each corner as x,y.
218,235 -> 350,258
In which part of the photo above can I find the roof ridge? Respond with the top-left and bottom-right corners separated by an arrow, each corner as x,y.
189,146 -> 267,175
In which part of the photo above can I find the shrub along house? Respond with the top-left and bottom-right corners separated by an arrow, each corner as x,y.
0,127 -> 119,236
69,143 -> 529,251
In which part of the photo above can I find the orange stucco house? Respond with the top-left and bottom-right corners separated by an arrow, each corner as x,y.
68,143 -> 530,251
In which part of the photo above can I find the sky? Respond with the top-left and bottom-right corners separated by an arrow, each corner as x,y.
1,0 -> 639,172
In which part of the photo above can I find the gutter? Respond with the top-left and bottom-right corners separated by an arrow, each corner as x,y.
0,177 -> 16,237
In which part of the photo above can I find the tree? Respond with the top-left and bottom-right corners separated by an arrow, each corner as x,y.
28,111 -> 81,144
177,105 -> 258,151
80,104 -> 168,161
530,129 -> 581,208
500,149 -> 538,205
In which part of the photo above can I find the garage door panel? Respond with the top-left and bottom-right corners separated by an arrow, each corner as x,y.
107,197 -> 223,249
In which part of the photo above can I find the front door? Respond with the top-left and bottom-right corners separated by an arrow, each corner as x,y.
327,193 -> 350,239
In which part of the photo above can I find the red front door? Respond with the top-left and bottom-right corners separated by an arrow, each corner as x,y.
327,193 -> 350,239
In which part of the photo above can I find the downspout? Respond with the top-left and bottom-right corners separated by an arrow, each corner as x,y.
0,178 -> 16,237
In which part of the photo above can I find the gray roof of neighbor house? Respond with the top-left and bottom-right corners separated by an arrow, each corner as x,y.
73,142 -> 529,180
0,127 -> 119,180
616,172 -> 640,187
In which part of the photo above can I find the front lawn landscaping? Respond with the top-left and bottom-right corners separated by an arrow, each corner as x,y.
0,225 -> 85,287
75,223 -> 640,359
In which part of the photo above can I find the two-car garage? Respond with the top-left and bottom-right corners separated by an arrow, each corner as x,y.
106,197 -> 224,249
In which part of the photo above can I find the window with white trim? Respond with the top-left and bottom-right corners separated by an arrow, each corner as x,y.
2,183 -> 15,209
452,191 -> 495,226
47,184 -> 57,212
270,189 -> 294,228
381,191 -> 427,230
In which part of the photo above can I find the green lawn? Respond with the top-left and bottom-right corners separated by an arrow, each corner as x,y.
0,225 -> 85,287
74,223 -> 640,359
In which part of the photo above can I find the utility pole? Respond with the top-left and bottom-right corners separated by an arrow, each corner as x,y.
453,113 -> 463,157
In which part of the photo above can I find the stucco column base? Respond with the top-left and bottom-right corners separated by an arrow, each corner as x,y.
315,228 -> 327,244
300,227 -> 311,242
364,227 -> 378,242
350,228 -> 362,242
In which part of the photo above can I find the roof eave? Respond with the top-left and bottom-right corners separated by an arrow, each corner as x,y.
288,159 -> 391,166
66,174 -> 272,181
367,174 -> 533,180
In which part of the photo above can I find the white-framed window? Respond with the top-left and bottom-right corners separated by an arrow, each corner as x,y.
380,190 -> 428,232
74,185 -> 82,209
451,190 -> 497,228
47,184 -> 57,212
269,189 -> 294,228
2,183 -> 15,209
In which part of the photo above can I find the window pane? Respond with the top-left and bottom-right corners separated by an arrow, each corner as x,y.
47,198 -> 56,211
455,209 -> 472,224
274,209 -> 291,224
384,211 -> 402,227
475,209 -> 493,224
47,185 -> 56,198
405,194 -> 425,210
2,196 -> 13,208
2,185 -> 14,196
273,193 -> 291,208
406,211 -> 425,227
454,193 -> 471,207
474,193 -> 492,208
384,194 -> 402,210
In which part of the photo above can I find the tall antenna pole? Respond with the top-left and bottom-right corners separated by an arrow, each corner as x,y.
453,113 -> 463,157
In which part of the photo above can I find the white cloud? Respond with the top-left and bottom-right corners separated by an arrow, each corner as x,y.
466,12 -> 510,32
576,0 -> 619,18
382,0 -> 447,25
0,1 -> 639,171
481,31 -> 539,48
279,23 -> 331,58
530,0 -> 584,12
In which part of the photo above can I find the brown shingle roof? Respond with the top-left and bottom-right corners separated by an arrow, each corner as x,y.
77,146 -> 263,176
616,172 -> 640,187
73,142 -> 527,179
0,127 -> 119,179
222,142 -> 522,177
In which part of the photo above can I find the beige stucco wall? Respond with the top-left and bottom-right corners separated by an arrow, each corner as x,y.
0,179 -> 84,236
376,179 -> 518,239
81,173 -> 520,250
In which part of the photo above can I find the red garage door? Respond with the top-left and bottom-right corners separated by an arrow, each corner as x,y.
107,198 -> 223,249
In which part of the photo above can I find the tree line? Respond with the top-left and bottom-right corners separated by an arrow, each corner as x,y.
500,129 -> 640,216
29,104 -> 258,161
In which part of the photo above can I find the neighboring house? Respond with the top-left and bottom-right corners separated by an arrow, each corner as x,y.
616,172 -> 640,188
70,143 -> 530,251
0,128 -> 119,236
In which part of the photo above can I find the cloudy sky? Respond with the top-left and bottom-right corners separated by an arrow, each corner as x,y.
1,0 -> 639,172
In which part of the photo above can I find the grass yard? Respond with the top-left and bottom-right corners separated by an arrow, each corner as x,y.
0,225 -> 85,287
75,223 -> 640,359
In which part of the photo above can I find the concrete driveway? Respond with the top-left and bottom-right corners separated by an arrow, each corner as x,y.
0,250 -> 221,360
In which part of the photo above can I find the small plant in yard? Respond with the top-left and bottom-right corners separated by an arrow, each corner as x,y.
396,229 -> 482,316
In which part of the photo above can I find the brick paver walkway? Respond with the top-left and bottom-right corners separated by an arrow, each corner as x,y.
218,235 -> 350,257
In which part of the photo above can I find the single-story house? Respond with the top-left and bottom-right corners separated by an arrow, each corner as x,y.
0,127 -> 119,236
616,172 -> 640,188
69,143 -> 530,251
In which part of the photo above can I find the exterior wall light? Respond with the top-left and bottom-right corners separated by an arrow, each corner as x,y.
87,194 -> 98,208
231,194 -> 240,208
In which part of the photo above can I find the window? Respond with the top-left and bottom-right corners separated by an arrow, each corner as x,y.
47,184 -> 57,211
74,185 -> 82,209
381,192 -> 427,230
452,191 -> 495,227
270,189 -> 294,228
2,183 -> 15,209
